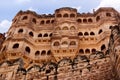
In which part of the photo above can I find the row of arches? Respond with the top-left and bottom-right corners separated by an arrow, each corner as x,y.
14,12 -> 112,24
40,20 -> 54,25
22,16 -> 37,24
17,28 -> 52,37
55,26 -> 76,30
12,43 -> 31,54
53,41 -> 76,46
77,18 -> 93,23
16,15 -> 55,25
12,43 -> 51,56
35,50 -> 51,56
79,48 -> 96,54
79,44 -> 106,54
56,13 -> 75,18
78,32 -> 95,36
78,29 -> 103,36
18,28 -> 103,37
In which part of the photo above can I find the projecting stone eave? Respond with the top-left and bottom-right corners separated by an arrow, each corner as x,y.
14,10 -> 55,19
94,7 -> 119,15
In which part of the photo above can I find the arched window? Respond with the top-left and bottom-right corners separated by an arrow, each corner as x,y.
88,18 -> 93,23
92,49 -> 96,53
46,20 -> 50,24
106,13 -> 111,17
38,33 -> 42,37
78,32 -> 83,36
29,31 -> 34,37
25,46 -> 30,53
70,41 -> 76,45
62,41 -> 68,45
85,49 -> 90,53
47,50 -> 51,55
55,27 -> 61,30
101,44 -> 106,51
40,20 -> 44,25
62,26 -> 68,30
51,20 -> 54,23
43,33 -> 48,37
98,29 -> 103,34
83,19 -> 87,23
70,26 -> 75,30
84,32 -> 89,36
32,18 -> 36,24
70,13 -> 75,17
77,19 -> 82,23
41,50 -> 46,55
90,32 -> 95,35
63,13 -> 69,17
79,49 -> 84,54
49,33 -> 52,37
96,16 -> 100,21
22,16 -> 28,20
13,43 -> 19,49
18,29 -> 23,33
35,51 -> 40,56
54,41 -> 60,46
57,14 -> 62,17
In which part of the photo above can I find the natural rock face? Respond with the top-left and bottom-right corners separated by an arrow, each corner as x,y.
0,7 -> 120,80
109,24 -> 120,79
0,33 -> 5,51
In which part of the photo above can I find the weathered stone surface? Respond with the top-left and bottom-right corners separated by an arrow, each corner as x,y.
0,7 -> 120,80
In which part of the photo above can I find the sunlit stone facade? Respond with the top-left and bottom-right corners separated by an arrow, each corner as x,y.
0,7 -> 120,80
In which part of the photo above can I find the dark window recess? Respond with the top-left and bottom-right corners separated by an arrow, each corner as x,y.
77,19 -> 82,23
70,41 -> 76,45
29,32 -> 34,37
25,47 -> 30,53
96,16 -> 100,21
38,33 -> 42,37
35,51 -> 40,56
13,43 -> 19,48
84,32 -> 89,36
78,32 -> 83,36
41,50 -> 46,55
46,20 -> 50,24
44,33 -> 48,37
46,69 -> 51,74
51,20 -> 54,23
47,50 -> 51,55
32,18 -> 36,24
98,29 -> 103,34
88,19 -> 93,22
90,32 -> 95,35
49,33 -> 52,37
70,14 -> 75,17
106,13 -> 111,17
18,29 -> 23,33
54,42 -> 60,46
63,13 -> 68,17
92,49 -> 96,53
57,14 -> 62,17
22,16 -> 28,20
101,44 -> 106,51
79,49 -> 84,53
40,20 -> 44,24
85,49 -> 90,53
83,19 -> 87,23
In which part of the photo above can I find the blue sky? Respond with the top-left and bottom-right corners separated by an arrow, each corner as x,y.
0,0 -> 120,33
